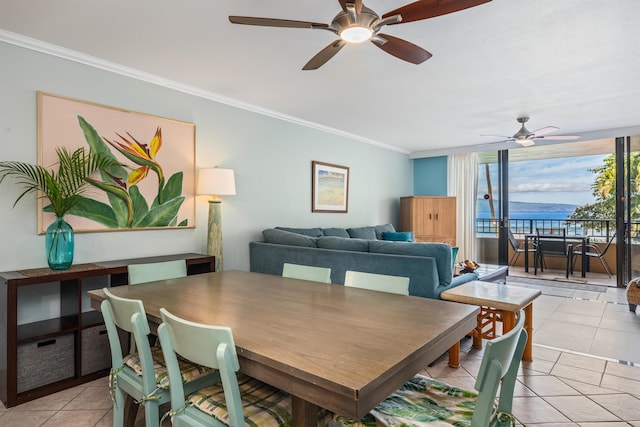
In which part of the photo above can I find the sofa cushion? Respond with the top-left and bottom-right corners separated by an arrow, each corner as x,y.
263,229 -> 317,247
374,223 -> 396,239
368,240 -> 453,287
322,227 -> 350,238
382,231 -> 414,242
347,227 -> 377,240
275,227 -> 323,237
317,236 -> 369,252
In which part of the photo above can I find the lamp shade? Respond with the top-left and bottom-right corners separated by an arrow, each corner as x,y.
197,168 -> 236,196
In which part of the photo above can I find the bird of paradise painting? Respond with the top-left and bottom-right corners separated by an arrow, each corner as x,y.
37,92 -> 195,233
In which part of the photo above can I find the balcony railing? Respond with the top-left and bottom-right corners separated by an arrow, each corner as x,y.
475,218 -> 633,241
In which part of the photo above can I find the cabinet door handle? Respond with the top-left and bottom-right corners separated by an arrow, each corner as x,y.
37,339 -> 56,347
99,329 -> 108,336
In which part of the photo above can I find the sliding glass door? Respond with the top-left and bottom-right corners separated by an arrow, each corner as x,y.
616,136 -> 640,287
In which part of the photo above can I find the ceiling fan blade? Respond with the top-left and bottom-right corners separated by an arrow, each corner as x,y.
337,0 -> 363,14
302,40 -> 347,70
372,34 -> 432,64
530,126 -> 559,137
382,0 -> 492,25
229,16 -> 329,29
536,135 -> 580,141
480,134 -> 512,139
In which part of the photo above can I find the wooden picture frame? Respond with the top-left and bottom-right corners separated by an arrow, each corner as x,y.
312,161 -> 349,213
37,92 -> 196,233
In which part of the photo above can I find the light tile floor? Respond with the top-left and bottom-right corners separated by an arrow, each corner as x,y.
1,269 -> 639,426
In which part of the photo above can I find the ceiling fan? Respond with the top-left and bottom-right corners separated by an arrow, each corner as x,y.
229,0 -> 492,70
483,117 -> 580,147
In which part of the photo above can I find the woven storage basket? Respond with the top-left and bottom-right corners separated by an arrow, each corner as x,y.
626,278 -> 640,306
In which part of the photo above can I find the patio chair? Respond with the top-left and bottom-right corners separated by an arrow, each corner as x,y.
571,232 -> 616,278
101,288 -> 219,427
344,270 -> 410,295
534,228 -> 571,278
326,311 -> 527,427
508,228 -> 536,266
282,262 -> 332,283
156,307 -> 292,426
127,259 -> 187,285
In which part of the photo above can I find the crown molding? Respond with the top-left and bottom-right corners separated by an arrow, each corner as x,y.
0,29 -> 409,155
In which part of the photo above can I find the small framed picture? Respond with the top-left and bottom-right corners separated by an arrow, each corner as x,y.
312,161 -> 349,213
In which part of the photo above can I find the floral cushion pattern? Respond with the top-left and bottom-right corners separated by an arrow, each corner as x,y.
369,375 -> 480,426
123,345 -> 214,389
325,375 -> 484,427
187,373 -> 292,427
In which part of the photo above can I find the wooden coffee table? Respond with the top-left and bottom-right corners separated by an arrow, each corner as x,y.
441,280 -> 541,367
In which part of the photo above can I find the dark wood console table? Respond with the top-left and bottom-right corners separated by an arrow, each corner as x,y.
0,253 -> 214,407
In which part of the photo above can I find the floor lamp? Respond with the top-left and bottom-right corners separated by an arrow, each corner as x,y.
197,168 -> 236,272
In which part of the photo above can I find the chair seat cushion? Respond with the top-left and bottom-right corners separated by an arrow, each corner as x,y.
326,375 -> 488,427
370,375 -> 482,426
123,346 -> 214,389
187,373 -> 292,426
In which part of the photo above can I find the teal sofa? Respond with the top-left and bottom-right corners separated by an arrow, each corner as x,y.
249,225 -> 478,300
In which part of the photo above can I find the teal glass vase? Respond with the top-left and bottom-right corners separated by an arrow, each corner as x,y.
46,216 -> 74,270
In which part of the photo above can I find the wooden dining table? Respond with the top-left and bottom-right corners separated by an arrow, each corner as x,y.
88,270 -> 478,427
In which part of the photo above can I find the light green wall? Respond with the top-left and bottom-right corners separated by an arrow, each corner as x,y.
413,156 -> 448,195
0,41 -> 412,271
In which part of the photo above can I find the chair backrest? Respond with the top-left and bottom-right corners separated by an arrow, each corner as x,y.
157,307 -> 244,426
128,259 -> 187,285
101,288 -> 157,391
471,310 -> 527,427
507,229 -> 520,251
536,228 -> 567,255
600,231 -> 617,254
282,263 -> 331,283
344,271 -> 410,295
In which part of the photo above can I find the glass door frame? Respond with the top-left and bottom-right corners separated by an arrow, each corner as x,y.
616,136 -> 632,287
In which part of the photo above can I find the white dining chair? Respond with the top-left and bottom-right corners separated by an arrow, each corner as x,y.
344,270 -> 409,295
282,263 -> 332,283
128,259 -> 187,285
101,288 -> 219,427
157,307 -> 293,426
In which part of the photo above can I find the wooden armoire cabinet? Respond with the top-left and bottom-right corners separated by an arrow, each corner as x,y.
399,196 -> 456,246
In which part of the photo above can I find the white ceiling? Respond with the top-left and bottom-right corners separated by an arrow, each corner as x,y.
2,0 -> 640,158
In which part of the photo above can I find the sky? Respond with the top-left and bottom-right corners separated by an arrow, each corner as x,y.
478,154 -> 609,207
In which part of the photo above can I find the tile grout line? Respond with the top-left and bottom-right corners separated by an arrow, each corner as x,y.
532,343 -> 640,368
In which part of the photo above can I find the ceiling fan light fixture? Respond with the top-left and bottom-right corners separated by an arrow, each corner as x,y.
517,139 -> 535,147
340,26 -> 372,43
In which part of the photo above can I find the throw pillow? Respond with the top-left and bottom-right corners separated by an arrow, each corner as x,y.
317,236 -> 369,252
322,227 -> 350,238
263,229 -> 318,247
275,227 -> 323,237
374,223 -> 396,239
382,231 -> 414,242
347,227 -> 377,240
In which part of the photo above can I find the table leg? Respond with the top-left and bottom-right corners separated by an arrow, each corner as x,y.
582,238 -> 587,277
123,396 -> 138,427
448,341 -> 460,368
523,304 -> 534,361
524,236 -> 529,272
292,395 -> 319,427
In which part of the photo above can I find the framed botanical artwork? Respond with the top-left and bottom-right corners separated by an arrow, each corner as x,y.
312,161 -> 349,213
37,92 -> 196,233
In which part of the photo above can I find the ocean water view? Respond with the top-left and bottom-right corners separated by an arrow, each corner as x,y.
477,211 -> 573,220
